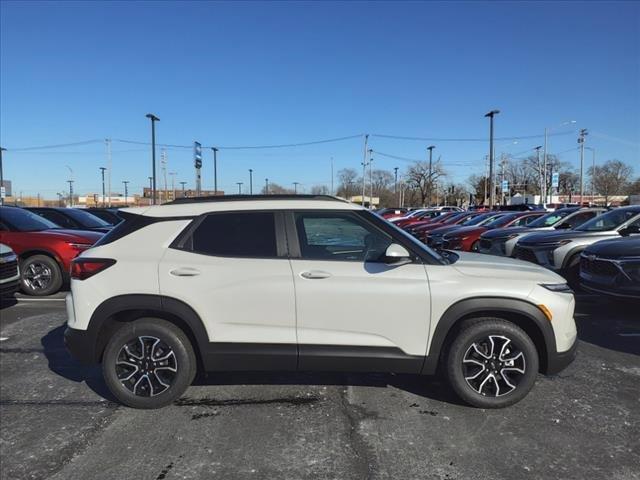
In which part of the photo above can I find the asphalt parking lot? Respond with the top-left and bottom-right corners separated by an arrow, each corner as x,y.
0,293 -> 638,480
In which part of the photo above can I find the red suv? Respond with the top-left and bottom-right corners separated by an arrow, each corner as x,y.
0,207 -> 103,295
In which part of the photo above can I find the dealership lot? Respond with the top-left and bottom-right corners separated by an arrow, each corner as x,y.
0,293 -> 638,480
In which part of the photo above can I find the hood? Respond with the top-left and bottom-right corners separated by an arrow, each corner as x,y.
584,236 -> 640,257
428,225 -> 466,236
480,226 -> 532,239
35,229 -> 103,243
518,229 -> 615,245
453,252 -> 565,283
443,226 -> 485,238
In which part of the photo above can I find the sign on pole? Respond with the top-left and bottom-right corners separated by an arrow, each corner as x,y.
0,186 -> 5,199
501,180 -> 509,193
551,172 -> 559,188
194,142 -> 202,196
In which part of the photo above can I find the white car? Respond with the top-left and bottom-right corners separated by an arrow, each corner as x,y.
0,243 -> 20,299
64,195 -> 577,409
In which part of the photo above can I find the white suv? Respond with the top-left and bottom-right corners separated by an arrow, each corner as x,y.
65,195 -> 577,409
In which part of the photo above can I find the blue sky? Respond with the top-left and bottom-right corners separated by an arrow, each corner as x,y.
1,0 -> 638,198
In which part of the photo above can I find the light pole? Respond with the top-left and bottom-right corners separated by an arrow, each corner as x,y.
586,146 -> 596,205
249,169 -> 253,195
368,149 -> 374,208
169,172 -> 177,201
99,167 -> 107,206
67,180 -> 74,207
237,182 -> 243,194
534,146 -> 542,199
211,147 -> 218,194
293,182 -> 300,194
427,145 -> 435,206
145,113 -> 160,204
122,180 -> 129,205
265,178 -> 269,195
180,181 -> 187,197
361,134 -> 369,206
484,110 -> 500,209
0,147 -> 5,206
394,167 -> 399,205
578,128 -> 588,205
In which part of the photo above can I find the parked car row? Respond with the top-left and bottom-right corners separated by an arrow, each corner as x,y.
390,205 -> 640,299
0,206 -> 123,296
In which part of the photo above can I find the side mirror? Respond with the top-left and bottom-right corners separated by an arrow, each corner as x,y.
556,222 -> 572,230
619,225 -> 640,236
384,243 -> 412,265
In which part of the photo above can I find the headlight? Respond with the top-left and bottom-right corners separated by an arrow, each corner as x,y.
540,283 -> 573,293
557,239 -> 573,246
507,233 -> 520,240
621,261 -> 640,281
67,242 -> 93,250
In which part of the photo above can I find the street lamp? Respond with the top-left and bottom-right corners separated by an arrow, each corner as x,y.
145,113 -> 160,204
180,181 -> 187,197
543,120 -> 576,203
0,147 -> 6,206
394,167 -> 399,205
249,169 -> 253,195
67,180 -> 74,207
211,148 -> 218,194
484,110 -> 500,209
293,182 -> 300,194
585,146 -> 596,205
99,167 -> 107,207
265,178 -> 269,195
236,182 -> 243,194
122,180 -> 129,205
427,146 -> 435,206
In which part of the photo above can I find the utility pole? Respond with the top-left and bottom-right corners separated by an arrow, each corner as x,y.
249,169 -> 253,195
145,113 -> 160,204
361,134 -> 369,206
427,145 -> 435,206
534,146 -> 542,202
483,155 -> 488,206
211,148 -> 218,194
105,138 -> 112,207
0,147 -> 5,206
368,149 -> 373,208
485,110 -> 500,209
265,178 -> 269,195
237,182 -> 243,194
67,180 -> 74,207
543,127 -> 548,204
330,157 -> 334,196
180,181 -> 187,197
161,148 -> 168,204
578,128 -> 588,205
99,167 -> 107,207
394,167 -> 399,205
293,182 -> 300,194
586,147 -> 596,205
122,181 -> 129,205
169,172 -> 177,201
148,176 -> 153,202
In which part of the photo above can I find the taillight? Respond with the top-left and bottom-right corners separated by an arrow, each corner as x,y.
70,258 -> 116,280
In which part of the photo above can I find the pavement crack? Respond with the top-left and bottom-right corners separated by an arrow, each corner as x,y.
175,396 -> 320,408
154,455 -> 183,480
338,385 -> 379,479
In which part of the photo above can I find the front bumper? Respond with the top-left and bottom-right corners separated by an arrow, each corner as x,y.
0,279 -> 20,298
478,238 -> 508,256
546,336 -> 578,375
514,244 -> 558,269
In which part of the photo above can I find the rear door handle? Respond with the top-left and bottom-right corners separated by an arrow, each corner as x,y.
300,270 -> 331,280
170,268 -> 201,277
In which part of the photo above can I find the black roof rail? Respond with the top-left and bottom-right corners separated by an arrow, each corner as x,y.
167,194 -> 351,205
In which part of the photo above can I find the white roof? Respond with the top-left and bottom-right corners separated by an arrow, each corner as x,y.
122,198 -> 363,218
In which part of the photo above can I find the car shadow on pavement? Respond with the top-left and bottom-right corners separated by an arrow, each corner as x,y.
41,325 -> 117,403
574,295 -> 640,357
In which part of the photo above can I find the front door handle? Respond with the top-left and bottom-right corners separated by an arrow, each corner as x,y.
170,268 -> 201,277
300,270 -> 331,280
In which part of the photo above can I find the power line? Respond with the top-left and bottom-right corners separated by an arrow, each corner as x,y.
371,130 -> 576,142
7,140 -> 104,151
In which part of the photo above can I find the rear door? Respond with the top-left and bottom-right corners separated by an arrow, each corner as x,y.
159,211 -> 297,370
287,210 -> 431,373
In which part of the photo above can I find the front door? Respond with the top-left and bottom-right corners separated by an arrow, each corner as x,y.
288,210 -> 431,373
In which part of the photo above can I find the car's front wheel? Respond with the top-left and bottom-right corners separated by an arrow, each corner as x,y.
102,318 -> 197,408
446,318 -> 539,408
20,254 -> 63,296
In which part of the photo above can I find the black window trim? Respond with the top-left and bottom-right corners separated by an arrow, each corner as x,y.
170,210 -> 288,260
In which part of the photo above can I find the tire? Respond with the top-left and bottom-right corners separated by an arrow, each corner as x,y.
445,318 -> 539,408
470,240 -> 480,252
564,254 -> 582,291
102,318 -> 197,409
20,255 -> 63,296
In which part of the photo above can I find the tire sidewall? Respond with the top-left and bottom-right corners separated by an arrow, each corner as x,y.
102,318 -> 196,409
447,319 -> 539,408
20,255 -> 63,296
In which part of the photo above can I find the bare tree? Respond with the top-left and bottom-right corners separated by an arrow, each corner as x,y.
467,174 -> 489,205
589,159 -> 634,205
310,185 -> 329,195
405,160 -> 446,206
336,168 -> 359,198
260,182 -> 294,194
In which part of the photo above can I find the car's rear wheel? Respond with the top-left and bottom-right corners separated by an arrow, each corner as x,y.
20,255 -> 63,296
102,318 -> 196,409
446,318 -> 539,408
470,240 -> 480,252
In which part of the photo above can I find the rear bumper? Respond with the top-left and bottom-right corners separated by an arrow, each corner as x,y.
546,337 -> 578,375
64,327 -> 97,364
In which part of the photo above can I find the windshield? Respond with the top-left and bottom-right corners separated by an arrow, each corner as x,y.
528,209 -> 573,228
62,209 -> 111,228
0,207 -> 59,232
576,209 -> 640,232
485,214 -> 518,228
461,213 -> 500,226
